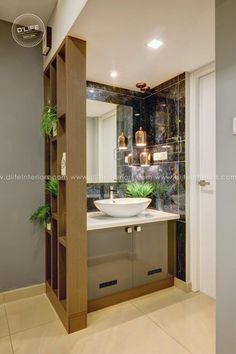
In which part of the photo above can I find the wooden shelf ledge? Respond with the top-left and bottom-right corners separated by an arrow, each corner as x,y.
46,229 -> 52,236
58,176 -> 67,182
58,113 -> 66,120
50,136 -> 57,143
59,236 -> 67,247
52,213 -> 58,220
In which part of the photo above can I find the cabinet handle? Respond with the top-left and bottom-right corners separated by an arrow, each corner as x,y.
134,226 -> 142,232
125,227 -> 132,233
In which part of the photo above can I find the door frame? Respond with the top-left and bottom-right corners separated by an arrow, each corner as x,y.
188,62 -> 215,291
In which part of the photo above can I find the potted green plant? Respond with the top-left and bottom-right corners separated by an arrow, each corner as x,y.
126,182 -> 155,198
30,204 -> 52,230
40,106 -> 57,137
47,176 -> 58,198
154,183 -> 168,210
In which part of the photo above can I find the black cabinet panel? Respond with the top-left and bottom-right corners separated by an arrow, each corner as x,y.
88,227 -> 132,300
133,222 -> 168,287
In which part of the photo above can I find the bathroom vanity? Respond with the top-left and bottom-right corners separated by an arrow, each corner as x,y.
87,209 -> 179,311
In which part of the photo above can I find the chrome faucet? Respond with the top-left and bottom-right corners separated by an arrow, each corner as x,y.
109,186 -> 117,200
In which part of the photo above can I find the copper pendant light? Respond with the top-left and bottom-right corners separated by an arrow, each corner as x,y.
127,152 -> 133,167
118,132 -> 128,150
135,127 -> 147,147
135,82 -> 150,147
140,149 -> 151,166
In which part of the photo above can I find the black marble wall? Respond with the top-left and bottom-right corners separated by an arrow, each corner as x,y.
86,75 -> 186,281
132,74 -> 186,280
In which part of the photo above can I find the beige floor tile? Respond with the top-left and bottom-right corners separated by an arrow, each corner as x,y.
145,293 -> 216,354
0,305 -> 9,338
5,294 -> 58,334
131,286 -> 197,314
11,301 -> 191,354
0,336 -> 13,354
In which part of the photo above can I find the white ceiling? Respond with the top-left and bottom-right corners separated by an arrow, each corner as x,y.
70,0 -> 215,90
87,99 -> 117,117
0,0 -> 57,24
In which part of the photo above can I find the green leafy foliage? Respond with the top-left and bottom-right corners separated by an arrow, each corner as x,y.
126,182 -> 155,198
30,204 -> 51,226
47,177 -> 58,198
155,183 -> 168,198
40,106 -> 57,137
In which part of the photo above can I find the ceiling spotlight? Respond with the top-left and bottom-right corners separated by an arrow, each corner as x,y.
147,39 -> 163,49
110,70 -> 118,78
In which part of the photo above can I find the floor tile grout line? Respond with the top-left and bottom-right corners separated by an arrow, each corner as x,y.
7,318 -> 60,337
130,301 -> 194,354
3,304 -> 14,354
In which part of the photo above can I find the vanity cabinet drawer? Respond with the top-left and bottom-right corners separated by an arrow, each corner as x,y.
133,222 -> 168,287
88,226 -> 132,300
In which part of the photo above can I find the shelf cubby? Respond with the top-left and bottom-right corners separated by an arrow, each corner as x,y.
58,243 -> 67,303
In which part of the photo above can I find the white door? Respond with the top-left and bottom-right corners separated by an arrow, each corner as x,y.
198,71 -> 216,298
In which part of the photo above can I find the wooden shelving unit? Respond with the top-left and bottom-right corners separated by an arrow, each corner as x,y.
43,36 -> 87,333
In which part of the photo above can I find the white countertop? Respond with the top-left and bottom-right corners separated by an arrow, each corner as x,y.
87,209 -> 179,231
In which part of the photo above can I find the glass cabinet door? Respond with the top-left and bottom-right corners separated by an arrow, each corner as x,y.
132,222 -> 168,287
88,226 -> 133,300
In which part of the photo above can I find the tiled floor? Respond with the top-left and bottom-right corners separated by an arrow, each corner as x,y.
0,287 -> 215,354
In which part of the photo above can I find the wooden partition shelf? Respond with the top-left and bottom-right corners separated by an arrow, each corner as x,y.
44,36 -> 87,333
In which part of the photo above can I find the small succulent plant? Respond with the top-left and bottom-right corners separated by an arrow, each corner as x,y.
126,182 -> 155,198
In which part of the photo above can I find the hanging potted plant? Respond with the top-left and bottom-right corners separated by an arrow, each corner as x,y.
47,176 -> 58,198
30,204 -> 52,230
40,106 -> 57,137
154,183 -> 168,211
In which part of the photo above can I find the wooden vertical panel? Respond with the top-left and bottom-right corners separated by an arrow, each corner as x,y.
65,37 -> 87,326
57,52 -> 67,303
45,36 -> 87,333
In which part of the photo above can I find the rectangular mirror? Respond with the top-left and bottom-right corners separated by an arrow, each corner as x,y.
86,99 -> 133,183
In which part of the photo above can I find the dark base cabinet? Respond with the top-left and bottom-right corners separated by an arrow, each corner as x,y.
88,222 -> 168,301
88,227 -> 133,300
133,222 -> 168,287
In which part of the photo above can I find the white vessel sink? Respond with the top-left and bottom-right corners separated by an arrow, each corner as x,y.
94,198 -> 152,218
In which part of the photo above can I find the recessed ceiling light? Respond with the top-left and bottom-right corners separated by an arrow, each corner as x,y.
147,39 -> 163,49
89,89 -> 94,93
110,70 -> 118,78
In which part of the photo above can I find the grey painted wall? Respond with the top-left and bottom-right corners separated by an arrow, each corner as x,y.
216,0 -> 236,353
0,20 -> 44,291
